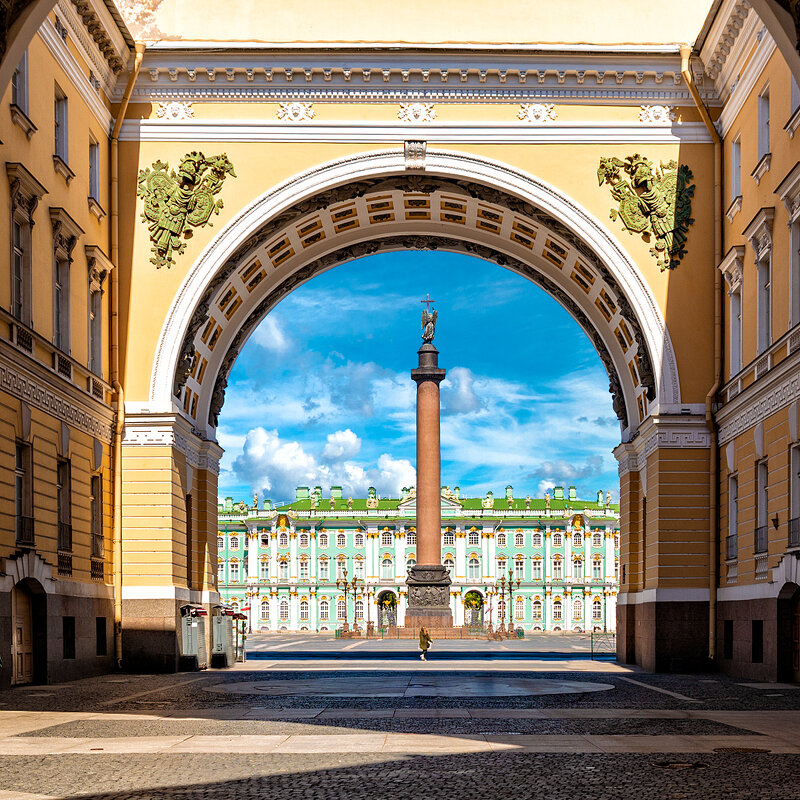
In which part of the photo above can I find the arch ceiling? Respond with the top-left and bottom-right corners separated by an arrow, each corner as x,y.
151,149 -> 680,444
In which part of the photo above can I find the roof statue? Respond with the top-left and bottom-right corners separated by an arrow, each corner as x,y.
420,293 -> 437,342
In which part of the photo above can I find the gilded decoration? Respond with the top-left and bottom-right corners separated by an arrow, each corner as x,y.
137,152 -> 236,268
597,154 -> 695,271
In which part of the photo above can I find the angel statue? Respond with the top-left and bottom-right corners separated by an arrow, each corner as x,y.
420,294 -> 437,342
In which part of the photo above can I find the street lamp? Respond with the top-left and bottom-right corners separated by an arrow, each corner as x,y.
497,568 -> 521,636
336,566 -> 363,633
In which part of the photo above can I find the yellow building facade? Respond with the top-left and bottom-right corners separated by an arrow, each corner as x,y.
0,0 -> 799,683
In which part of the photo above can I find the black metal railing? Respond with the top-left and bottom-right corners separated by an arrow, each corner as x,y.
725,533 -> 738,561
754,525 -> 768,554
16,515 -> 34,547
91,558 -> 104,581
57,551 -> 72,576
790,517 -> 800,549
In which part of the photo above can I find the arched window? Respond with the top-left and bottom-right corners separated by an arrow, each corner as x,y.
355,600 -> 364,620
497,558 -> 507,575
260,533 -> 269,547
407,530 -> 416,545
514,598 -> 524,618
299,532 -> 309,548
230,561 -> 240,582
319,559 -> 329,581
532,532 -> 542,548
260,600 -> 269,618
337,532 -> 346,547
593,559 -> 603,580
300,600 -> 309,620
278,532 -> 288,548
279,599 -> 289,619
318,533 -> 328,548
573,560 -> 583,580
443,530 -> 455,545
514,558 -> 525,580
592,599 -> 603,620
230,536 -> 239,550
573,598 -> 583,619
532,600 -> 543,620
514,532 -> 524,547
259,560 -> 269,580
299,560 -> 309,580
217,536 -> 224,549
593,532 -> 603,547
552,532 -> 562,547
496,532 -> 506,547
444,558 -> 454,577
573,532 -> 582,547
337,598 -> 346,619
552,558 -> 563,581
381,557 -> 393,580
531,559 -> 542,581
336,558 -> 346,579
354,559 -> 365,579
406,557 -> 417,573
278,561 -> 288,580
468,530 -> 480,546
354,532 -> 364,548
231,600 -> 240,612
381,530 -> 393,546
467,557 -> 480,580
320,600 -> 329,620
553,600 -> 563,621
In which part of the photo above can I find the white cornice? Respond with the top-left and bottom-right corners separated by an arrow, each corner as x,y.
38,18 -> 113,131
743,206 -> 774,260
719,244 -> 746,292
55,0 -> 117,93
776,161 -> 800,223
119,119 -> 712,144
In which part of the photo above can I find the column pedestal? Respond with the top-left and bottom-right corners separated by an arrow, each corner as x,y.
405,564 -> 452,629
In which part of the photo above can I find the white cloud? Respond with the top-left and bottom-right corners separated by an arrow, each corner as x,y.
441,367 -> 483,415
250,315 -> 291,354
322,429 -> 361,461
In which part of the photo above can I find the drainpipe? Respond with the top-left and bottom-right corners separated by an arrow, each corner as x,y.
681,45 -> 723,662
110,43 -> 145,669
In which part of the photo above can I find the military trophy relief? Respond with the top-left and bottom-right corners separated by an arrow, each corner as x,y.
137,152 -> 236,269
597,154 -> 695,271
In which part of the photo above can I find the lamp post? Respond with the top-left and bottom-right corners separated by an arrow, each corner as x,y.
497,569 -> 521,637
336,567 -> 363,633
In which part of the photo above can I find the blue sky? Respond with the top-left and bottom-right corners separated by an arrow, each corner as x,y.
217,251 -> 621,505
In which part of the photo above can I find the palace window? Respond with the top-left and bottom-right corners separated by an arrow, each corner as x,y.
8,164 -> 44,327
532,532 -> 542,548
299,532 -> 309,548
406,558 -> 416,573
355,600 -> 364,620
230,561 -> 239,582
90,474 -> 102,559
230,536 -> 239,550
757,247 -> 772,354
498,598 -> 506,619
497,558 -> 507,575
514,558 -> 524,580
300,600 -> 309,621
355,559 -> 365,579
54,84 -> 68,163
11,51 -> 28,115
354,532 -> 364,547
12,215 -> 29,322
89,135 -> 100,201
592,599 -> 603,620
757,84 -> 770,161
496,532 -> 506,547
531,560 -> 542,581
444,558 -> 454,578
260,600 -> 269,619
319,532 -> 328,548
260,533 -> 269,547
337,559 -> 347,579
279,532 -> 289,548
338,532 -> 347,547
319,559 -> 329,581
279,561 -> 288,580
381,530 -> 393,546
727,475 -> 738,560
443,530 -> 455,545
553,600 -> 563,621
88,283 -> 102,375
592,532 -> 602,547
217,536 -> 224,549
593,559 -> 603,580
532,600 -> 543,620
614,534 -> 620,549
259,560 -> 269,581
514,598 -> 524,619
730,279 -> 743,376
57,458 -> 72,555
299,560 -> 309,580
337,598 -> 346,619
731,135 -> 741,201
573,560 -> 583,580
217,562 -> 224,583
514,532 -> 524,547
319,600 -> 329,620
552,532 -> 562,547
791,447 -> 800,542
467,557 -> 480,581
573,598 -> 583,620
406,530 -> 416,545
756,460 -> 769,554
552,559 -> 563,581
468,530 -> 480,546
279,599 -> 289,619
573,532 -> 582,547
381,557 -> 393,580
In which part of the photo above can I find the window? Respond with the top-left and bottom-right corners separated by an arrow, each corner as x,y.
791,447 -> 800,543
62,616 -> 75,659
90,474 -> 102,558
381,557 -> 393,580
12,216 -> 28,322
336,559 -> 346,579
96,617 -> 106,657
731,136 -> 741,200
217,562 -> 224,583
279,532 -> 289,548
592,599 -> 602,620
498,598 -> 506,620
496,532 -> 506,547
467,557 -> 480,580
260,600 -> 269,619
406,557 -> 416,573
468,530 -> 480,546
406,530 -> 416,545
185,494 -> 192,588
299,532 -> 309,548
318,532 -> 328,548
259,560 -> 269,580
573,560 -> 582,581
443,530 -> 455,545
88,136 -> 100,200
337,598 -> 346,619
791,218 -> 800,328
552,558 -> 563,581
532,532 -> 542,548
614,534 -> 619,549
319,559 -> 329,581
8,164 -> 43,328
552,532 -> 562,547
355,600 -> 364,620
758,85 -> 770,160
532,600 -> 542,620
279,561 -> 288,580
381,530 -> 393,546
299,560 -> 309,580
230,561 -> 240,582
300,600 -> 309,621
338,532 -> 347,547
279,599 -> 289,619
354,532 -> 364,547
11,51 -> 28,114
592,559 -> 602,580
319,600 -> 329,620
553,600 -> 562,621
592,532 -> 602,547
54,84 -> 68,162
531,559 -> 542,581
497,558 -> 507,575
514,532 -> 524,547
573,532 -> 582,547
757,252 -> 772,353
514,558 -> 524,580
514,598 -> 524,619
573,598 -> 583,620
57,458 -> 72,552
756,460 -> 769,553
727,475 -> 739,560
217,536 -> 224,549
354,559 -> 365,579
230,536 -> 239,550
444,557 -> 454,577
260,533 -> 269,547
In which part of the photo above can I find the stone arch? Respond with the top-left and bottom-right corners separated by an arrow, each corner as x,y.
150,149 -> 681,442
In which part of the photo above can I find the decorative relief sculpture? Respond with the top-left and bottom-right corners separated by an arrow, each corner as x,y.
137,151 -> 236,268
398,103 -> 436,123
638,105 -> 675,124
277,102 -> 315,121
156,101 -> 194,120
597,154 -> 695,271
517,103 -> 557,123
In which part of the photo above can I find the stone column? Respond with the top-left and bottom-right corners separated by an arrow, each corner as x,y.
405,342 -> 452,628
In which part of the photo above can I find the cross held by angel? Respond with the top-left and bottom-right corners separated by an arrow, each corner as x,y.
420,293 -> 437,342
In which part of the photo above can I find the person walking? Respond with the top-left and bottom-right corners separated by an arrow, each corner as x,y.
419,626 -> 432,661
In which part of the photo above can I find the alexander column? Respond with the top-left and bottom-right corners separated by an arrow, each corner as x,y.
405,295 -> 453,630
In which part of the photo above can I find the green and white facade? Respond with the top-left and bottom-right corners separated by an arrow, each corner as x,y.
216,485 -> 620,633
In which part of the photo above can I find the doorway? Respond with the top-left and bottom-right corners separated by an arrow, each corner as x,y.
464,591 -> 484,628
11,582 -> 34,685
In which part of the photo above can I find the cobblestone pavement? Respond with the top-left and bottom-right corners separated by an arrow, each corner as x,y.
1,662 -> 799,799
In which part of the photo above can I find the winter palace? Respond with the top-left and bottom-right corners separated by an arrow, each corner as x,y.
216,486 -> 620,633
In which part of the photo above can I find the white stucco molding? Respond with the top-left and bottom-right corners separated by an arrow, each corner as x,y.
719,245 -> 746,293
149,148 -> 681,436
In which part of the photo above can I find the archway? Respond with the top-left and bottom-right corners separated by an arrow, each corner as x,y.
463,590 -> 484,628
377,591 -> 397,628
